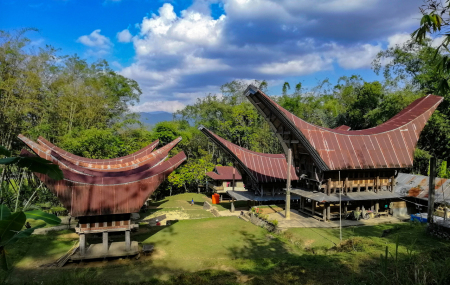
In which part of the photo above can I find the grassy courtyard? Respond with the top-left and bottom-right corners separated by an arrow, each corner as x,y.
2,213 -> 450,284
141,193 -> 215,220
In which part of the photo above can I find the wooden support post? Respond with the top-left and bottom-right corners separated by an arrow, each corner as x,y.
103,231 -> 108,253
285,148 -> 292,220
327,178 -> 331,195
365,183 -> 368,192
125,230 -> 131,251
376,176 -> 380,193
232,167 -> 235,193
345,178 -> 348,195
326,203 -> 331,221
390,176 -> 395,192
428,157 -> 436,224
370,201 -> 374,211
231,198 -> 235,213
357,183 -> 361,192
323,204 -> 327,221
80,233 -> 86,256
375,202 -> 379,214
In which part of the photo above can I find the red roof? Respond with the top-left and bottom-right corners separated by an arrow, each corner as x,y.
34,135 -> 180,171
18,135 -> 186,217
199,127 -> 298,184
334,125 -> 351,131
245,85 -> 443,170
206,166 -> 242,180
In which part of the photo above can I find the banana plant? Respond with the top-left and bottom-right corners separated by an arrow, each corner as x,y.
0,145 -> 63,181
0,204 -> 61,270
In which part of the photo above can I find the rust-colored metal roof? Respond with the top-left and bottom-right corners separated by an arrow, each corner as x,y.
206,166 -> 242,180
18,134 -> 177,177
334,125 -> 351,131
20,149 -> 186,217
396,172 -> 450,203
245,85 -> 443,171
199,126 -> 298,184
38,136 -> 159,164
34,135 -> 181,172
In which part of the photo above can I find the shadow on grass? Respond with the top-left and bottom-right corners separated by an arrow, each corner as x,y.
148,199 -> 169,208
4,221 -> 450,285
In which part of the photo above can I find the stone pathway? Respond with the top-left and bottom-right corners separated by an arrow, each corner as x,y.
268,209 -> 406,229
217,208 -> 248,217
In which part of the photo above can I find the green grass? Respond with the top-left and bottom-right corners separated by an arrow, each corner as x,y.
150,193 -> 209,209
214,200 -> 248,211
2,216 -> 450,284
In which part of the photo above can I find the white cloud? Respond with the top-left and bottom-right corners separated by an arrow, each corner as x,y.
117,29 -> 132,43
77,29 -> 112,48
388,33 -> 411,48
114,0 -> 423,110
129,100 -> 186,113
333,43 -> 383,69
432,36 -> 446,48
258,54 -> 332,75
133,3 -> 226,56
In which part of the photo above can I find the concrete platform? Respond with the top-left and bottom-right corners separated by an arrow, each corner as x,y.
70,241 -> 139,260
268,209 -> 406,229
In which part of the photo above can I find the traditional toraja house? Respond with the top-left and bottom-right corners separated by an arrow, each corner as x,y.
206,166 -> 245,193
244,84 -> 443,221
18,135 -> 186,259
199,126 -> 298,204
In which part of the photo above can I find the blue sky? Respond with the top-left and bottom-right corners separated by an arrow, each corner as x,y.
1,0 -> 424,113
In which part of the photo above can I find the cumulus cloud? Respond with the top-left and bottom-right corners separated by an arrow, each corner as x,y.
114,0 -> 423,112
77,29 -> 112,48
332,43 -> 383,69
258,54 -> 332,75
129,100 -> 186,113
117,29 -> 133,43
388,33 -> 412,48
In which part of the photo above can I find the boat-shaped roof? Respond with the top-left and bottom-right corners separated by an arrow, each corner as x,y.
199,126 -> 298,184
245,85 -> 443,171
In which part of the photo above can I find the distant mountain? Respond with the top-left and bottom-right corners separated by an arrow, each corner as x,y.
139,111 -> 174,126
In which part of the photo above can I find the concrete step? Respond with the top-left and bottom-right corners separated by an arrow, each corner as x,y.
239,215 -> 250,222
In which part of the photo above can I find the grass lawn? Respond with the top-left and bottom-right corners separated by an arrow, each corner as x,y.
149,193 -> 209,209
2,214 -> 450,284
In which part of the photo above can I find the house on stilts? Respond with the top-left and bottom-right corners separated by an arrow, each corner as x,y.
243,84 -> 443,221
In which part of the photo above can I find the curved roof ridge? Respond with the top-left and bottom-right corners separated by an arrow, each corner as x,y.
199,126 -> 298,183
18,135 -> 171,178
245,85 -> 443,170
255,88 -> 442,136
37,136 -> 160,164
21,149 -> 186,216
35,136 -> 181,171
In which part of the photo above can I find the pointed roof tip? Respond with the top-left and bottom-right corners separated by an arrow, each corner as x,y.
244,84 -> 258,97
